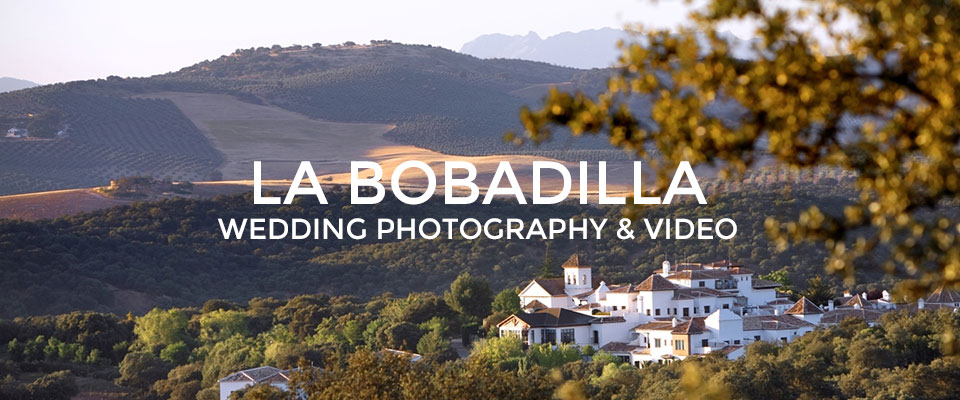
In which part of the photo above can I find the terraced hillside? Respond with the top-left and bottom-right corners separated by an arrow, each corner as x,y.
0,86 -> 222,194
0,42 -> 632,195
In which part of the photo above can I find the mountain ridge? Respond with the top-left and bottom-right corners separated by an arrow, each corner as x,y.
0,76 -> 39,93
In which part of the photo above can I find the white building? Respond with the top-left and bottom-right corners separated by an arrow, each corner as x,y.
5,128 -> 27,138
505,255 -> 826,367
218,366 -> 293,400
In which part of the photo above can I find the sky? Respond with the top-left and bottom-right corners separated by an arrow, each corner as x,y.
0,0 -> 713,84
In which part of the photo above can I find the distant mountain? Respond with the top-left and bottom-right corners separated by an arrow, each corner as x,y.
0,77 -> 39,93
460,28 -> 627,69
460,28 -> 761,68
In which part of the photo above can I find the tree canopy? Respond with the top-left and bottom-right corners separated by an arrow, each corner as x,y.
518,0 -> 960,296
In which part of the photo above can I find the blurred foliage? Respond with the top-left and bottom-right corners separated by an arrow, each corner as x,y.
517,0 -> 960,295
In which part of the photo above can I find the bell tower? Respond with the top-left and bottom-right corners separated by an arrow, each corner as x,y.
562,254 -> 592,295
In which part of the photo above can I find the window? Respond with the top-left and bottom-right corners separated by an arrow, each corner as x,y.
531,330 -> 536,342
673,308 -> 678,315
733,340 -> 740,345
683,308 -> 690,317
654,338 -> 661,348
722,304 -> 730,309
634,361 -> 640,368
655,309 -> 661,316
543,329 -> 557,344
561,329 -> 575,344
701,339 -> 709,347
645,309 -> 651,316
612,306 -> 618,311
704,306 -> 711,313
698,281 -> 705,287
593,331 -> 599,344
780,337 -> 787,343
583,274 -> 587,284
694,307 -> 699,314
754,335 -> 761,341
675,340 -> 685,350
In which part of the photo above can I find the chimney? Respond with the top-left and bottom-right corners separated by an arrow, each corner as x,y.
882,290 -> 890,301
662,260 -> 671,276
829,300 -> 835,311
853,303 -> 861,310
774,308 -> 780,316
918,298 -> 925,310
671,318 -> 678,327
861,292 -> 868,300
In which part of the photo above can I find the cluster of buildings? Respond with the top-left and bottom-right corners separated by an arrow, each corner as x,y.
497,255 -> 960,367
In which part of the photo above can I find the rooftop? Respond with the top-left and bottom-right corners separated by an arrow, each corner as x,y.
786,297 -> 824,315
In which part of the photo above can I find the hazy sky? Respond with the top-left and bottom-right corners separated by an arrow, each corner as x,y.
0,0 -> 708,84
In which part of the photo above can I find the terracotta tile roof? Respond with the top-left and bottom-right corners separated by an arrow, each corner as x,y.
633,320 -> 674,331
785,297 -> 824,315
742,315 -> 815,331
926,285 -> 960,304
571,302 -> 600,311
767,298 -> 795,305
523,300 -> 548,310
726,267 -> 755,275
599,342 -> 643,353
751,279 -> 783,289
820,308 -> 886,325
530,278 -> 567,296
673,287 -> 737,300
666,269 -> 732,280
637,274 -> 677,291
717,345 -> 744,356
571,289 -> 596,298
510,308 -> 597,327
842,295 -> 869,308
607,284 -> 636,294
562,254 -> 589,268
672,317 -> 707,334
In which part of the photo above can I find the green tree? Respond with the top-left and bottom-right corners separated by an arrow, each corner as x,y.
491,288 -> 521,315
802,276 -> 835,307
153,363 -> 203,400
134,308 -> 189,348
445,272 -> 493,325
517,0 -> 960,294
760,269 -> 797,299
199,309 -> 249,343
117,351 -> 172,392
539,242 -> 557,278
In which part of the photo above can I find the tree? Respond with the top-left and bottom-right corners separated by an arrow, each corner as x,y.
134,308 -> 189,348
201,299 -> 241,313
517,0 -> 960,295
759,269 -> 797,299
539,243 -> 557,278
199,310 -> 249,343
153,363 -> 202,400
801,276 -> 835,307
374,321 -> 422,351
444,272 -> 493,325
117,351 -> 172,392
491,288 -> 522,315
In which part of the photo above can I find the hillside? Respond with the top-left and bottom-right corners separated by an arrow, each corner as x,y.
0,42 -> 632,196
0,182 -> 889,319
